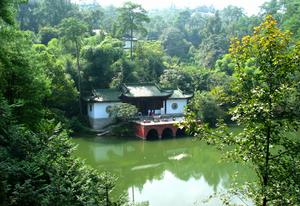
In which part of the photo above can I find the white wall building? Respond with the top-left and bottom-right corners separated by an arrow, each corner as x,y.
84,83 -> 192,130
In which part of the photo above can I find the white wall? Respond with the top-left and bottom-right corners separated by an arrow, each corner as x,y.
88,99 -> 188,119
88,102 -> 119,119
166,99 -> 187,114
124,40 -> 135,49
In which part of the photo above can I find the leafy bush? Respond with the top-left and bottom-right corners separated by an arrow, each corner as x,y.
0,96 -> 124,206
188,91 -> 224,127
109,103 -> 138,122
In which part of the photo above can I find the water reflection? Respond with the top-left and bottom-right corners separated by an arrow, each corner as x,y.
72,137 -> 254,205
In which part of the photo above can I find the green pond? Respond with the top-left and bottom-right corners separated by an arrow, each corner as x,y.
72,136 -> 255,206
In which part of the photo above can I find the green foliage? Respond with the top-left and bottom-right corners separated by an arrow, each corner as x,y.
281,0 -> 300,39
0,97 -> 122,206
59,17 -> 88,115
228,15 -> 300,205
189,91 -> 224,127
215,54 -> 235,75
109,103 -> 138,122
116,2 -> 150,37
4,1 -> 300,204
110,57 -> 137,88
161,27 -> 191,59
159,68 -> 193,92
32,43 -> 79,117
133,41 -> 166,82
0,2 -> 124,204
81,36 -> 124,90
116,2 -> 149,59
196,34 -> 228,68
1,0 -> 26,25
261,0 -> 300,39
160,65 -> 231,93
183,15 -> 300,205
18,0 -> 78,31
38,26 -> 59,45
0,27 -> 51,128
59,17 -> 88,45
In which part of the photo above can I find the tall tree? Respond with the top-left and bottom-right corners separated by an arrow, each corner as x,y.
81,36 -> 124,90
1,0 -> 24,25
161,27 -> 191,59
59,18 -> 88,115
229,15 -> 300,205
117,2 -> 149,60
183,15 -> 300,205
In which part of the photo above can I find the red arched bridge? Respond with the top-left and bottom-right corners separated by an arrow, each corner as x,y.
134,117 -> 185,140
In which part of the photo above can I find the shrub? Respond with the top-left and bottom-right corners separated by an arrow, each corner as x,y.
109,103 -> 138,122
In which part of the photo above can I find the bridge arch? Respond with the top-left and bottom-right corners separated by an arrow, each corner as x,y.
146,129 -> 159,140
161,128 -> 174,139
176,128 -> 186,137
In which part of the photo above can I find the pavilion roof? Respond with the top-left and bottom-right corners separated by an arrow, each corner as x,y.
121,83 -> 172,98
169,89 -> 193,99
83,84 -> 193,102
84,89 -> 121,102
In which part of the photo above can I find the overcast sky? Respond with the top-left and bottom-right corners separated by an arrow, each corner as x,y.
74,0 -> 269,15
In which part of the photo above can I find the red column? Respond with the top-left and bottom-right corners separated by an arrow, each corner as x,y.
135,124 -> 146,139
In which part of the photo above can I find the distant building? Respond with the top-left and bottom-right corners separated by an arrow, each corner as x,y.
84,83 -> 193,130
122,35 -> 137,50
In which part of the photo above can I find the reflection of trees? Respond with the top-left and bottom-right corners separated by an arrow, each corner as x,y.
73,137 -> 255,197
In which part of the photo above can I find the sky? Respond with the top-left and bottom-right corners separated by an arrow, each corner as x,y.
74,0 -> 270,15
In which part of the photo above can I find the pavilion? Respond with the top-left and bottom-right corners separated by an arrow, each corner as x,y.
84,83 -> 193,138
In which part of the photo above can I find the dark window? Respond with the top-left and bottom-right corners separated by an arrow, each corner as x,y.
171,103 -> 178,110
106,105 -> 112,114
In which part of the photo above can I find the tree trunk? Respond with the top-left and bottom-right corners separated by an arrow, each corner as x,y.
262,125 -> 270,206
262,82 -> 273,206
75,40 -> 82,116
130,27 -> 133,61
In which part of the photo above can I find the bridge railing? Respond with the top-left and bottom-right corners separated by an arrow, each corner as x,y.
134,114 -> 184,124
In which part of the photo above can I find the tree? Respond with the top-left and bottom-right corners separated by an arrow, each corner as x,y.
183,16 -> 300,205
196,34 -> 228,68
134,41 -> 166,82
59,17 -> 88,115
117,2 -> 149,60
81,36 -> 124,90
32,43 -> 78,117
0,1 -> 126,205
174,10 -> 191,34
188,91 -> 224,127
109,103 -> 138,122
0,28 -> 51,129
159,68 -> 193,92
0,96 -> 122,206
161,27 -> 191,59
1,0 -> 24,25
215,54 -> 235,75
17,0 -> 78,32
146,15 -> 167,40
281,0 -> 300,39
228,16 -> 300,205
261,0 -> 300,39
38,26 -> 59,45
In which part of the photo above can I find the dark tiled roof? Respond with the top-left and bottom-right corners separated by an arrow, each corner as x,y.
169,89 -> 193,99
121,83 -> 172,98
83,84 -> 192,102
84,89 -> 121,102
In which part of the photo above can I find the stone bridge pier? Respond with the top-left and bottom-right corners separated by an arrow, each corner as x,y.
135,121 -> 184,140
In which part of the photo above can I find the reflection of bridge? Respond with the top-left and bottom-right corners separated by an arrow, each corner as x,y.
134,117 -> 185,140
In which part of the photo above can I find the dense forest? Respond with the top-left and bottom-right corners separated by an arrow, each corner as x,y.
0,0 -> 300,205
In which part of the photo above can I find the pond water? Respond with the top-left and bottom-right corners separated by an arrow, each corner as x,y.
72,136 -> 255,206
